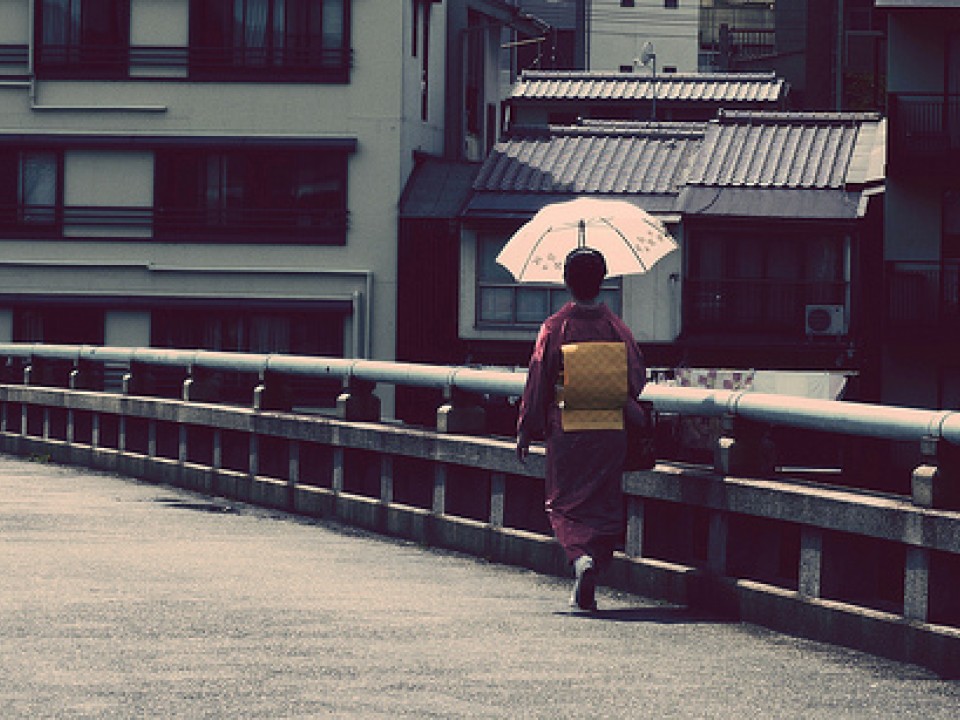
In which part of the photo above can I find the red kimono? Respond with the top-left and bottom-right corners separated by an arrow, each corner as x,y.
518,301 -> 646,567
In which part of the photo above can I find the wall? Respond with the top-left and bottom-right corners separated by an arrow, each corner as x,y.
589,0 -> 699,73
0,1 -> 421,403
458,225 -> 680,345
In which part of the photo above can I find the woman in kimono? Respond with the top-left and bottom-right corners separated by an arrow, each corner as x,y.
516,248 -> 646,611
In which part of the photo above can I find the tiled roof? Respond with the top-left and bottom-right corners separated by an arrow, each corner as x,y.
509,71 -> 787,105
464,112 -> 885,221
685,110 -> 884,190
472,122 -> 706,196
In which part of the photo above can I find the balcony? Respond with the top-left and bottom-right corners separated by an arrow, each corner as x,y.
0,44 -> 28,80
32,44 -> 353,83
886,260 -> 960,336
887,92 -> 960,175
0,204 -> 348,245
684,278 -> 847,335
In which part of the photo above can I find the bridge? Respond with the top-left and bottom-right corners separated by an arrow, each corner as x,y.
2,454 -> 958,718
1,343 -> 959,687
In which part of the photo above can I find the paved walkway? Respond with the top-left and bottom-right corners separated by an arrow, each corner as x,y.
1,455 -> 958,719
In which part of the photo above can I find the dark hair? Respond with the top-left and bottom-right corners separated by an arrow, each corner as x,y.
563,248 -> 607,301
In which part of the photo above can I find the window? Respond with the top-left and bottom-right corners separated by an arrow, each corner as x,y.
684,230 -> 845,334
154,148 -> 348,244
621,0 -> 635,7
152,307 -> 344,356
664,0 -> 678,8
36,0 -> 130,78
190,0 -> 349,80
13,305 -> 104,344
477,234 -> 621,327
0,149 -> 60,235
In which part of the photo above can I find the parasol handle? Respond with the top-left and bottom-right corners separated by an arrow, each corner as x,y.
578,219 -> 585,248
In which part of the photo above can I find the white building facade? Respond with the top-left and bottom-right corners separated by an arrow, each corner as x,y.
587,0 -> 699,74
0,0 -> 449,378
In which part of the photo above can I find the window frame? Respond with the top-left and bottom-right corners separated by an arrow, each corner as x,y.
475,232 -> 622,329
35,0 -> 131,79
683,226 -> 848,336
153,145 -> 350,245
188,0 -> 352,82
0,147 -> 63,238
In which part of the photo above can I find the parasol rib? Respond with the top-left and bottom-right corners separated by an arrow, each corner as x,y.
596,216 -> 650,272
516,225 -> 555,280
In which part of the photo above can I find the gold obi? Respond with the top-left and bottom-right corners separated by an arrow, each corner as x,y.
558,341 -> 629,431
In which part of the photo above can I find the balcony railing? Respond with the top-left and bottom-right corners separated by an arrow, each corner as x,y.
888,92 -> 960,171
886,260 -> 960,332
0,204 -> 348,244
33,44 -> 353,82
684,278 -> 847,334
0,44 -> 28,79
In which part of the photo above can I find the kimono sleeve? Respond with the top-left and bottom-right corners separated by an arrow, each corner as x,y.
517,320 -> 556,439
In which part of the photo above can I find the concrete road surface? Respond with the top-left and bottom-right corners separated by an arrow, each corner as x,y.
1,454 -> 958,719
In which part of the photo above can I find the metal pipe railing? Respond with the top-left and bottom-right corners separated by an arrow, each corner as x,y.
1,343 -> 958,446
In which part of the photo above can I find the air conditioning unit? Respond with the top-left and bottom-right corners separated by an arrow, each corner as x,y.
805,304 -> 846,336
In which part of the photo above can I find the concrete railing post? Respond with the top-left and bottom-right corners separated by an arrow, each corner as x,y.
66,368 -> 80,444
798,527 -> 823,599
288,439 -> 300,503
489,472 -> 505,528
254,371 -> 294,412
337,376 -> 380,422
380,455 -> 394,504
148,419 -> 157,458
249,432 -> 259,479
904,546 -> 930,622
707,510 -> 728,575
625,495 -> 644,558
436,386 -> 486,435
332,447 -> 345,493
714,414 -> 776,477
433,463 -> 447,515
912,436 -> 960,510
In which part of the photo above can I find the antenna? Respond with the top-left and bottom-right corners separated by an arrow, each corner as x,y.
636,42 -> 657,121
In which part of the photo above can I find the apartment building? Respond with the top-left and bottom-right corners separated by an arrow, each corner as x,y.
0,0 -> 542,411
585,0 -> 700,74
879,0 -> 960,409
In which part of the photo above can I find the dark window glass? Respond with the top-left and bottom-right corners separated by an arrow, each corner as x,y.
13,305 -> 104,344
151,307 -> 344,356
476,234 -> 621,327
190,0 -> 348,79
154,148 -> 348,244
37,0 -> 130,78
684,230 -> 845,334
0,148 -> 60,236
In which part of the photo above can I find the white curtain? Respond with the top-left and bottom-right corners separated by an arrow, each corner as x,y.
235,0 -> 269,63
322,0 -> 343,50
42,0 -> 80,46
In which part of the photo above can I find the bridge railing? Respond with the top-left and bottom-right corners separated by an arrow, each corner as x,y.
0,343 -> 958,677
